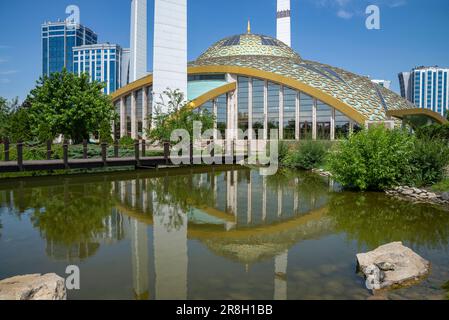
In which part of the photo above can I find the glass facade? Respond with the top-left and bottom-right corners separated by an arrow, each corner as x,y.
42,22 -> 97,76
410,68 -> 449,116
237,77 -> 249,136
283,87 -> 296,140
316,101 -> 332,140
114,75 -> 360,141
252,79 -> 265,139
73,44 -> 122,94
299,93 -> 313,139
216,94 -> 228,139
267,82 -> 280,139
195,76 -> 359,141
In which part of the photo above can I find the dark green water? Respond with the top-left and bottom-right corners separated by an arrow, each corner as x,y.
0,166 -> 448,300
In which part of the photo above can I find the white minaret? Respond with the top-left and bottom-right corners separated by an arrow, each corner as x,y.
277,0 -> 291,47
152,0 -> 188,113
130,0 -> 148,82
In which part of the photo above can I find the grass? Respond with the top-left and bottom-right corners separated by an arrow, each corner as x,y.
0,166 -> 135,180
431,179 -> 449,192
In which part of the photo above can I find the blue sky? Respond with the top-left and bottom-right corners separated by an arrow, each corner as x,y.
0,0 -> 448,101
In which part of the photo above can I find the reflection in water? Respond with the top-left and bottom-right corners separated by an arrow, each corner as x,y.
327,192 -> 449,250
1,167 -> 449,300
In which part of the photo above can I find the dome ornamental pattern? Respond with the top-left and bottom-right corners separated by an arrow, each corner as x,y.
197,33 -> 301,62
190,34 -> 415,122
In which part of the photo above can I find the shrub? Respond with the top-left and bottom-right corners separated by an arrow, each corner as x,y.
119,136 -> 135,148
416,124 -> 449,142
284,140 -> 330,170
278,141 -> 291,164
326,126 -> 416,191
408,138 -> 449,187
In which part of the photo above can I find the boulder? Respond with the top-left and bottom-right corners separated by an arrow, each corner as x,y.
441,192 -> 449,201
0,273 -> 66,300
356,242 -> 430,290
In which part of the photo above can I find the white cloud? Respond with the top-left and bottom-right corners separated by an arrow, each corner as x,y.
0,70 -> 18,75
337,9 -> 354,19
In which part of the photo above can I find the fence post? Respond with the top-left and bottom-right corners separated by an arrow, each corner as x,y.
134,140 -> 140,167
164,142 -> 170,165
141,139 -> 146,157
63,140 -> 69,169
4,138 -> 9,162
46,140 -> 52,160
114,139 -> 119,158
83,139 -> 88,159
101,142 -> 107,166
17,141 -> 23,171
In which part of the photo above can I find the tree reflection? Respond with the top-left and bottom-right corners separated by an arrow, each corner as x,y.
6,181 -> 120,261
327,192 -> 449,250
146,173 -> 217,232
443,281 -> 449,300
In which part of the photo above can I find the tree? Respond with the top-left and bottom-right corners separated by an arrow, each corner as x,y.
147,89 -> 216,145
26,69 -> 117,143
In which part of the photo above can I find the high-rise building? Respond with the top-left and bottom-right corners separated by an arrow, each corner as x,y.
121,48 -> 131,87
73,43 -> 124,95
130,0 -> 148,82
42,20 -> 97,76
399,66 -> 449,116
152,0 -> 188,113
277,0 -> 291,47
371,80 -> 392,90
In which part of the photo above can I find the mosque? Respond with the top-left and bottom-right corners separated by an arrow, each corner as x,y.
111,0 -> 445,142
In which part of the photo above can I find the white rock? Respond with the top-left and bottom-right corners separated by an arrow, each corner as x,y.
356,242 -> 430,290
0,273 -> 66,300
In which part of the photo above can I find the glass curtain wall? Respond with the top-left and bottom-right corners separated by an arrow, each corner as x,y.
267,82 -> 280,139
238,77 -> 249,137
299,93 -> 313,139
283,87 -> 296,140
252,79 -> 265,140
216,94 -> 228,139
316,101 -> 332,140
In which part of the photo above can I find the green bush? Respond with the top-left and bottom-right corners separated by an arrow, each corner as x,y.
119,136 -> 135,148
284,140 -> 330,170
326,126 -> 416,191
407,138 -> 449,186
416,124 -> 449,142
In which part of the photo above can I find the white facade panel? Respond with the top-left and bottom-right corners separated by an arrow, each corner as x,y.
153,0 -> 188,114
130,0 -> 148,82
277,0 -> 291,47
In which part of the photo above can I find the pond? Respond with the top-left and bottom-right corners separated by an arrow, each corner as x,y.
0,166 -> 448,300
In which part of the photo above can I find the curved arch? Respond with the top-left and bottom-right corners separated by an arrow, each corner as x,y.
387,108 -> 448,125
111,74 -> 153,101
188,82 -> 236,109
188,65 -> 367,124
111,65 -> 372,124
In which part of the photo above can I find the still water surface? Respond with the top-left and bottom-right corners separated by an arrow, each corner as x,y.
0,166 -> 448,300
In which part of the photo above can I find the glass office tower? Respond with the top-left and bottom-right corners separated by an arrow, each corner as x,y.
73,44 -> 123,95
399,66 -> 449,116
42,20 -> 97,76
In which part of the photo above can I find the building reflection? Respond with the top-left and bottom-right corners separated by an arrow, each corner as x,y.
111,168 -> 333,300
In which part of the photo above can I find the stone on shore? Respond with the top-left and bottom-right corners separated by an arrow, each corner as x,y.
356,242 -> 430,290
0,273 -> 66,300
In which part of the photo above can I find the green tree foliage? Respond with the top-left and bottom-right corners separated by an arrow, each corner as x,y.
147,89 -> 216,145
415,123 -> 449,142
327,126 -> 449,190
26,69 -> 116,143
326,126 -> 416,191
283,140 -> 331,170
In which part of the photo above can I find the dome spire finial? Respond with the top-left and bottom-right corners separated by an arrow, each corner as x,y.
247,19 -> 251,34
